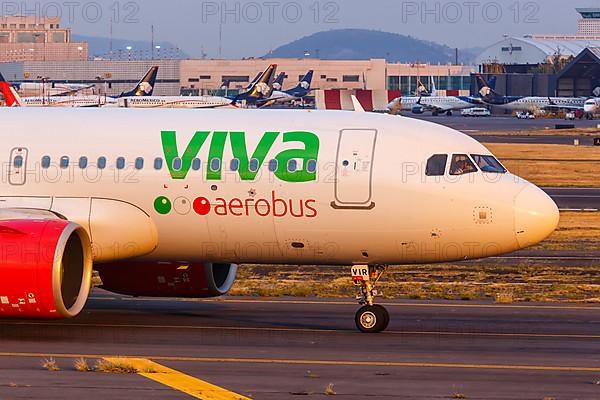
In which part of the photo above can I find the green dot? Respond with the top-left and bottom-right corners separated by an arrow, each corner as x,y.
154,196 -> 172,215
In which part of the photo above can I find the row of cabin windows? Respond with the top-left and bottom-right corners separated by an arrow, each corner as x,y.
33,156 -> 318,174
426,154 -> 506,176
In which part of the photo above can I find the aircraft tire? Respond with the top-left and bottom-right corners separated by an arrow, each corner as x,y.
355,305 -> 390,333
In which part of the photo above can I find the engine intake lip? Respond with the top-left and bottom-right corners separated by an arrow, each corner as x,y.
208,263 -> 238,295
51,223 -> 93,318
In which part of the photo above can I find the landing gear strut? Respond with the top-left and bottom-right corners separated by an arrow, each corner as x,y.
351,265 -> 389,333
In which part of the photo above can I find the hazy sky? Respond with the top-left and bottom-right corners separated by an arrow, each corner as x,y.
17,0 -> 600,57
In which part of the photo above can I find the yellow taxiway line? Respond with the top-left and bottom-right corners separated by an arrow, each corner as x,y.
1,352 -> 599,373
102,357 -> 250,400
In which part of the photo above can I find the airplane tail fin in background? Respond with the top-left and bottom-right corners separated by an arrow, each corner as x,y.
475,74 -> 499,99
488,76 -> 497,91
416,79 -> 429,96
120,66 -> 159,97
245,72 -> 262,90
296,70 -> 313,92
233,64 -> 278,104
0,73 -> 22,107
430,76 -> 438,96
273,72 -> 286,91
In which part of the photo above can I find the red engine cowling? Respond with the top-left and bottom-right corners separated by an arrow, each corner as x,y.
0,219 -> 93,318
95,262 -> 238,298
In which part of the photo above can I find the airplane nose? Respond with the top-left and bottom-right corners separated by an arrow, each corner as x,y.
514,185 -> 560,248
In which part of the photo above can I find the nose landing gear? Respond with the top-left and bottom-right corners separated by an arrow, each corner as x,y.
352,265 -> 389,333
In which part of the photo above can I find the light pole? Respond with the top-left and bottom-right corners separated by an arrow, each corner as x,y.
95,75 -> 104,106
77,46 -> 83,61
126,46 -> 132,61
37,76 -> 49,105
155,45 -> 161,59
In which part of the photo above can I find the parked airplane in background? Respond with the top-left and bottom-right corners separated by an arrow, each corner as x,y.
0,107 -> 559,332
0,66 -> 159,107
119,64 -> 278,109
388,76 -> 496,116
475,74 -> 586,114
261,70 -> 314,107
272,72 -> 286,91
391,95 -> 484,116
583,97 -> 600,118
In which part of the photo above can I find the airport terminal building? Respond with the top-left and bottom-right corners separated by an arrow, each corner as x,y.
0,58 -> 475,97
0,16 -> 87,62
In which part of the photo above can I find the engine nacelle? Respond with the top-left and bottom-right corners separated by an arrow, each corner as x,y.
0,219 -> 93,318
95,262 -> 238,298
411,105 -> 425,114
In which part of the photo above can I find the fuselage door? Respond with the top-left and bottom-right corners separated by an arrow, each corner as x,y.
333,129 -> 377,209
8,147 -> 28,186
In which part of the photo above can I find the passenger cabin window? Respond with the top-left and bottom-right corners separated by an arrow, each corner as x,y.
172,158 -> 182,171
287,159 -> 297,172
154,158 -> 163,170
230,159 -> 240,171
98,157 -> 107,169
79,157 -> 88,169
116,157 -> 126,170
307,159 -> 317,174
135,157 -> 144,170
268,159 -> 278,172
192,158 -> 201,171
41,156 -> 51,169
471,154 -> 507,173
425,154 -> 448,176
210,158 -> 221,172
249,158 -> 259,172
60,156 -> 69,169
450,154 -> 477,176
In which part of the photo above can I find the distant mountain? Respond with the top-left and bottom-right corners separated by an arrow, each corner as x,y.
264,29 -> 478,64
72,34 -> 188,59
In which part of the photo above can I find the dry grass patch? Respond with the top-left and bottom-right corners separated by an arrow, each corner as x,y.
325,383 -> 336,396
532,212 -> 600,251
484,143 -> 600,187
41,358 -> 60,371
94,359 -> 140,374
486,143 -> 600,161
305,370 -> 320,379
476,127 -> 600,137
74,358 -> 93,372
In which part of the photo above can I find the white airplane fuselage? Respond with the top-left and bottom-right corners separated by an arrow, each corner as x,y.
0,108 -> 558,267
484,96 -> 586,113
22,95 -> 115,108
389,96 -> 480,113
584,98 -> 600,115
118,95 -> 233,109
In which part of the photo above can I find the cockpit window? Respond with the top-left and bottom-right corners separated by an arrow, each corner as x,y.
471,154 -> 507,173
450,154 -> 478,175
425,154 -> 448,176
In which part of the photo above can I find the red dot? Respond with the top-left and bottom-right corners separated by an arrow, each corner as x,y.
193,197 -> 211,215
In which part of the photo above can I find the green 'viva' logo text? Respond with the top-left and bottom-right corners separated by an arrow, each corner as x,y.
161,130 -> 320,183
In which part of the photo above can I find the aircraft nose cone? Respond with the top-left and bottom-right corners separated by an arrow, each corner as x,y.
514,185 -> 560,248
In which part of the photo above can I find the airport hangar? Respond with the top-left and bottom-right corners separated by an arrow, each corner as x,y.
555,47 -> 600,97
473,35 -> 600,98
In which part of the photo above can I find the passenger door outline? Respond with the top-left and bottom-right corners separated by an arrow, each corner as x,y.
8,147 -> 28,186
332,129 -> 377,209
